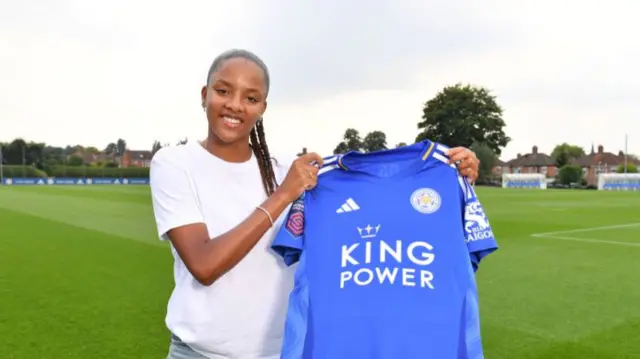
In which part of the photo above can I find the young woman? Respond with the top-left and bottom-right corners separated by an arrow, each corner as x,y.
150,49 -> 481,359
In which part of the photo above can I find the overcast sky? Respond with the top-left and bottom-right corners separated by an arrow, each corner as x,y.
1,0 -> 638,160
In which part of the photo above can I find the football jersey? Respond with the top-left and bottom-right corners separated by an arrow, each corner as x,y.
271,140 -> 498,359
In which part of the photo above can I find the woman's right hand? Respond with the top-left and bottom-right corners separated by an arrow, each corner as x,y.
276,152 -> 324,202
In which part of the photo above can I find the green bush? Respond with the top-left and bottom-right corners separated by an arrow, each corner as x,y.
616,163 -> 638,173
1,165 -> 48,178
558,165 -> 583,185
49,166 -> 149,178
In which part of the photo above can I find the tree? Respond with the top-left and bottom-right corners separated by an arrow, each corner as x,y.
42,146 -> 64,172
362,131 -> 387,152
551,143 -> 585,167
333,142 -> 349,154
0,139 -> 47,168
469,142 -> 497,181
63,145 -> 83,156
25,141 -> 45,169
3,138 -> 27,165
415,83 -> 510,155
85,146 -> 100,154
333,128 -> 363,154
395,142 -> 407,148
617,164 -> 638,173
116,139 -> 127,156
558,165 -> 583,185
151,141 -> 163,156
104,142 -> 117,155
67,155 -> 84,166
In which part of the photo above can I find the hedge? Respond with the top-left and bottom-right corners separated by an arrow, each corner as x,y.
1,165 -> 149,178
1,165 -> 48,178
49,166 -> 150,178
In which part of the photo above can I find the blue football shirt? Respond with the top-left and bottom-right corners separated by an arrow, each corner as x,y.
271,140 -> 498,359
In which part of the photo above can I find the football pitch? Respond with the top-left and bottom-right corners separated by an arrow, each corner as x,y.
1,185 -> 639,359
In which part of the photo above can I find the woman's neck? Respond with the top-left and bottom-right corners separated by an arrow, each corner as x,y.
202,136 -> 253,163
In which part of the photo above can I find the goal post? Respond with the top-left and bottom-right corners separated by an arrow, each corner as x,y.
597,173 -> 640,191
501,173 -> 547,189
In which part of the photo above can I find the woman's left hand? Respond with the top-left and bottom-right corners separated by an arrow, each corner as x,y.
446,147 -> 480,183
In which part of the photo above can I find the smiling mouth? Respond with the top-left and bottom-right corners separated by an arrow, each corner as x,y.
222,116 -> 243,128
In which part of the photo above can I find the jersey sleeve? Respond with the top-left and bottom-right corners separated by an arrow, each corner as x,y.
271,194 -> 306,266
149,149 -> 204,241
458,177 -> 498,271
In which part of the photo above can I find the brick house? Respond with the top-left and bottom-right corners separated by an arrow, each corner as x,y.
121,150 -> 152,168
572,145 -> 640,185
503,146 -> 557,177
71,151 -> 116,166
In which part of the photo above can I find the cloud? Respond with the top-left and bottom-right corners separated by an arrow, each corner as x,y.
248,0 -> 519,100
0,0 -> 638,160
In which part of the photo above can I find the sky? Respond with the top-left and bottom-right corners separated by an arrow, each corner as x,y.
1,0 -> 638,161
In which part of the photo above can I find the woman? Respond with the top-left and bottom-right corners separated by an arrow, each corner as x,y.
150,49 -> 480,359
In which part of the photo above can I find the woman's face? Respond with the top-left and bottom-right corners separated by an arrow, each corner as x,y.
201,58 -> 268,144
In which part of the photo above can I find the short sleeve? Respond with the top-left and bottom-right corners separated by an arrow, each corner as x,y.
458,177 -> 498,271
271,194 -> 306,266
150,149 -> 204,241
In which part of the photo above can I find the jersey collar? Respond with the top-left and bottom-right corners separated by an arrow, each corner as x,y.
335,140 -> 436,179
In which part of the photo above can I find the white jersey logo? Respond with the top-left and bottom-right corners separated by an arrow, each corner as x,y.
337,198 -> 360,213
464,200 -> 494,243
464,201 -> 490,232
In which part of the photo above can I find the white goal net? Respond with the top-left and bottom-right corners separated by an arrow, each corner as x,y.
597,173 -> 640,191
501,173 -> 547,189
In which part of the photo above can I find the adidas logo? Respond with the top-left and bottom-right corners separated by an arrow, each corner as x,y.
336,198 -> 360,213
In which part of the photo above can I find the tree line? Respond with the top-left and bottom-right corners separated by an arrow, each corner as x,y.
0,138 -> 141,178
2,82 -> 635,183
331,83 -> 512,183
332,128 -> 638,186
332,84 -> 511,157
0,83 -> 512,178
0,136 -> 194,178
329,83 -> 637,185
0,138 -> 128,168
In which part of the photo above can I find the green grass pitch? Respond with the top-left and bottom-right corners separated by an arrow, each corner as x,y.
1,185 -> 639,358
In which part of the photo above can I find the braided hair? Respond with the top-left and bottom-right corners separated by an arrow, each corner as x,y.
207,49 -> 279,196
249,119 -> 278,195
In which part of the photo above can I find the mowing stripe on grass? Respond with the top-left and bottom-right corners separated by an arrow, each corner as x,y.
532,223 -> 640,236
531,235 -> 640,248
0,186 -> 160,246
531,223 -> 640,248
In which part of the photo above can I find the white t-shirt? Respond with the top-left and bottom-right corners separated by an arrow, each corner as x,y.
149,142 -> 297,359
